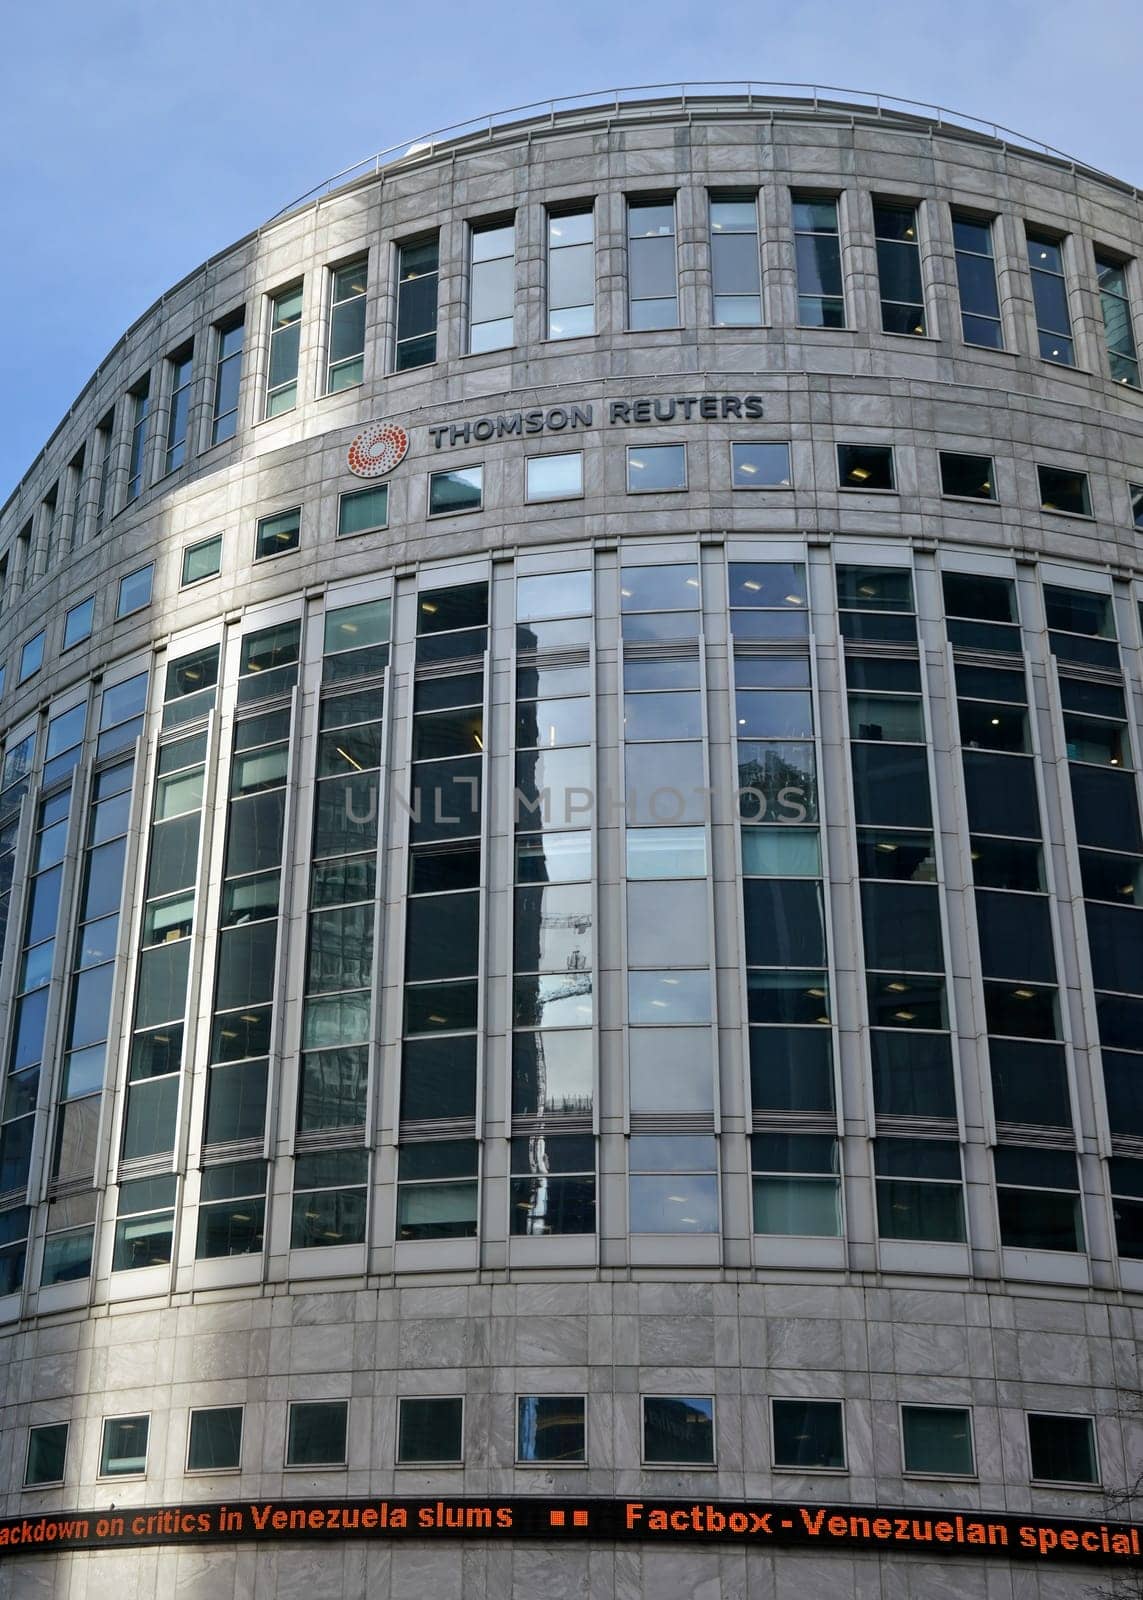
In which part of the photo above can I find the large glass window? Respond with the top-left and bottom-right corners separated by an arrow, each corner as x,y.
182,533 -> 222,586
994,1146 -> 1083,1252
164,346 -> 193,473
1095,252 -> 1138,386
628,199 -> 677,330
211,315 -> 244,444
771,1399 -> 845,1470
326,258 -> 367,391
428,466 -> 483,516
837,444 -> 894,493
395,237 -> 438,370
397,1397 -> 463,1464
731,441 -> 791,489
517,1396 -> 586,1464
255,506 -> 301,559
710,192 -> 761,325
100,1415 -> 149,1477
111,1176 -> 176,1270
875,1138 -> 965,1242
290,1149 -> 368,1248
526,452 -> 583,502
1037,465 -> 1091,517
642,1396 -> 714,1465
187,1406 -> 243,1472
547,209 -> 594,339
874,202 -> 925,335
1028,1414 -> 1097,1484
286,1401 -> 347,1467
117,564 -> 153,617
1026,231 -> 1074,365
469,221 -> 514,352
126,379 -> 150,502
752,1134 -> 840,1236
626,444 -> 686,492
792,194 -> 844,327
952,213 -> 1002,348
629,1135 -> 718,1233
901,1406 -> 974,1476
25,1423 -> 68,1486
265,284 -> 303,416
397,1141 -> 478,1240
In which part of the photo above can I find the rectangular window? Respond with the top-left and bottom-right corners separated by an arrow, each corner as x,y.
525,451 -> 583,502
994,1145 -> 1083,1252
117,563 -> 154,617
626,443 -> 686,492
939,451 -> 995,500
187,1406 -> 243,1472
874,203 -> 925,335
1132,483 -> 1143,529
710,192 -> 761,326
428,466 -> 483,516
1095,252 -> 1139,387
1037,464 -> 1091,517
1028,1413 -> 1098,1484
285,1400 -> 347,1466
875,1138 -> 964,1242
396,1140 -> 478,1240
100,1414 -> 149,1476
395,237 -> 438,370
337,484 -> 388,537
290,1149 -> 367,1247
94,411 -> 114,532
628,199 -> 677,330
327,258 -> 367,391
19,630 -> 45,682
510,1134 -> 594,1235
211,315 -> 244,444
265,284 -> 303,416
752,1133 -> 840,1236
1026,231 -> 1074,364
469,220 -> 514,353
164,346 -> 193,473
901,1405 -> 974,1476
182,533 -> 222,585
126,380 -> 150,502
396,1396 -> 463,1464
111,1175 -> 176,1269
771,1399 -> 845,1470
642,1395 -> 714,1465
196,1160 -> 266,1257
952,213 -> 1002,349
255,506 -> 301,559
792,194 -> 844,327
547,209 -> 594,338
63,595 -> 95,649
731,441 -> 791,489
837,442 -> 894,491
25,1422 -> 68,1486
517,1396 -> 586,1464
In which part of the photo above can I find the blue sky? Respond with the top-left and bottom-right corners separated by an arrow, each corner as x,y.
1,0 -> 1140,499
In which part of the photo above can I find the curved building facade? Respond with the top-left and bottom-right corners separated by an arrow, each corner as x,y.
0,90 -> 1142,1597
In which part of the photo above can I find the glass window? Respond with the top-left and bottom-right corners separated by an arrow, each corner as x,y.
290,1149 -> 367,1248
286,1401 -> 347,1467
510,1134 -> 595,1235
994,1145 -> 1083,1252
397,1397 -> 463,1463
63,595 -> 95,649
837,443 -> 894,491
874,202 -> 925,335
25,1422 -> 68,1486
516,570 -> 592,624
731,441 -> 791,488
19,631 -> 45,682
396,1140 -> 478,1240
116,564 -> 153,618
1131,483 -> 1143,530
469,221 -> 515,352
902,1406 -> 974,1476
626,444 -> 686,492
395,236 -> 438,370
517,1396 -> 586,1464
428,466 -> 483,516
126,380 -> 150,503
1095,253 -> 1139,387
1028,1413 -> 1097,1484
629,1135 -> 718,1233
710,192 -> 761,325
547,208 -> 594,339
526,452 -> 583,502
266,284 -> 303,416
628,199 -> 678,329
628,969 -> 711,1025
181,534 -> 222,585
164,346 -> 193,473
196,1160 -> 266,1256
772,1399 -> 845,1470
211,315 -> 244,445
187,1406 -> 243,1472
111,1175 -> 176,1269
255,506 -> 300,559
626,826 -> 707,879
1026,232 -> 1074,365
337,484 -> 388,537
952,213 -> 1002,348
940,452 -> 996,500
1038,465 -> 1091,516
752,1133 -> 840,1236
100,1414 -> 149,1476
792,193 -> 844,326
642,1396 -> 714,1464
875,1138 -> 964,1242
327,258 -> 367,391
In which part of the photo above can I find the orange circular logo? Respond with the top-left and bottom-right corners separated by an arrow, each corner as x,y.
347,421 -> 409,478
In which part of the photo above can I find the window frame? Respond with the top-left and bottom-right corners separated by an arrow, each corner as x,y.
524,450 -> 584,504
467,217 -> 516,354
899,1402 -> 976,1479
837,443 -> 896,493
626,195 -> 679,331
185,1404 -> 244,1474
254,505 -> 302,561
625,442 -> 688,494
337,484 -> 389,538
98,1412 -> 150,1479
938,450 -> 997,502
63,596 -> 96,651
641,1393 -> 717,1467
1026,1411 -> 1100,1487
393,233 -> 440,373
284,1399 -> 349,1469
1037,463 -> 1093,519
546,205 -> 595,340
181,533 -> 223,587
116,563 -> 154,619
427,464 -> 484,518
769,1396 -> 847,1473
708,188 -> 763,328
210,311 -> 245,446
264,281 -> 304,419
324,255 -> 368,394
730,440 -> 793,490
24,1422 -> 68,1488
515,1394 -> 588,1466
395,1395 -> 465,1466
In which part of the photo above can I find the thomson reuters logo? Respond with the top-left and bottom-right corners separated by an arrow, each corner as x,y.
347,420 -> 409,478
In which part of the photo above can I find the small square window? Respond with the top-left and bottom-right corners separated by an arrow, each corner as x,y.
25,1423 -> 68,1487
838,444 -> 895,491
1038,465 -> 1091,517
731,441 -> 792,489
187,1406 -> 243,1472
63,596 -> 95,650
517,1396 -> 586,1464
1131,483 -> 1143,530
117,564 -> 154,618
338,484 -> 389,537
19,630 -> 46,682
397,1397 -> 464,1464
901,1404 -> 974,1476
255,507 -> 301,559
286,1400 -> 347,1467
428,467 -> 483,516
627,444 -> 687,492
771,1399 -> 845,1470
526,452 -> 583,502
182,534 -> 222,585
642,1395 -> 715,1465
1027,1413 -> 1098,1484
100,1414 -> 149,1477
939,452 -> 996,501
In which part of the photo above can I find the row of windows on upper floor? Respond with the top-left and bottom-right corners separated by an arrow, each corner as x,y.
5,190 -> 1142,563
17,1396 -> 1105,1487
5,441 -> 1143,703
